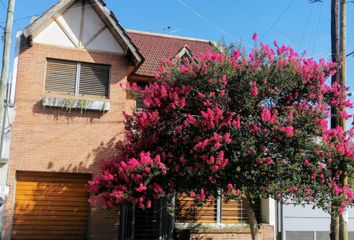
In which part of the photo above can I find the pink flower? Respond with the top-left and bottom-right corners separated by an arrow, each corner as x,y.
136,183 -> 147,192
224,133 -> 231,144
227,183 -> 233,190
190,191 -> 196,198
261,108 -> 272,122
180,65 -> 186,73
158,162 -> 165,169
252,124 -> 259,133
232,116 -> 241,128
250,81 -> 258,96
252,32 -> 258,41
279,126 -> 294,137
266,157 -> 274,165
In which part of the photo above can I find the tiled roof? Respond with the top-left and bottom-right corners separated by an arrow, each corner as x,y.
127,30 -> 213,77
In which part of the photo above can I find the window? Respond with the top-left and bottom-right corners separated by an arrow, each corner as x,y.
45,59 -> 110,97
135,82 -> 148,111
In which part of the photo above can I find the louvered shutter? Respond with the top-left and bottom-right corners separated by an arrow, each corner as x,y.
79,63 -> 110,97
45,59 -> 77,94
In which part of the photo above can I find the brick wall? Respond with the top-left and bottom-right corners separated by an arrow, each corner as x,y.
2,38 -> 135,239
176,224 -> 274,240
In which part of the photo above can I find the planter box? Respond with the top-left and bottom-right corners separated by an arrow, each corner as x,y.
42,96 -> 110,112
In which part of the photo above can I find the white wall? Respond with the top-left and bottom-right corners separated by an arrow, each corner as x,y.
33,2 -> 124,54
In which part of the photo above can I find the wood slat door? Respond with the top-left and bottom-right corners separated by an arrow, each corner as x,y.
221,198 -> 261,224
12,172 -> 90,240
175,194 -> 216,224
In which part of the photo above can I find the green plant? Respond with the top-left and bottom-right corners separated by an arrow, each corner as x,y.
78,99 -> 92,114
64,98 -> 75,112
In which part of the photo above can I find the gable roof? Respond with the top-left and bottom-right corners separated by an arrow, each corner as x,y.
22,0 -> 143,69
127,30 -> 214,77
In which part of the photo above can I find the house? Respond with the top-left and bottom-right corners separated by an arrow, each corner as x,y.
0,0 -> 276,239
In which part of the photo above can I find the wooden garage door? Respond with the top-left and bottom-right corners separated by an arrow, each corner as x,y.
12,172 -> 90,240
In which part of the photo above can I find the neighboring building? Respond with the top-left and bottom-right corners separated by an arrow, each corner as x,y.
280,204 -> 354,240
0,0 -> 276,239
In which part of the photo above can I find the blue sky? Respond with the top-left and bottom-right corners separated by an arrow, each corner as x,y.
0,0 -> 353,109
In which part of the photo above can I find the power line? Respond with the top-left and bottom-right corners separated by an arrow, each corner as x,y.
310,2 -> 324,55
0,0 -> 21,29
225,0 -> 295,45
0,0 -> 5,10
176,0 -> 252,48
347,51 -> 354,57
298,4 -> 314,49
225,0 -> 268,27
260,0 -> 296,39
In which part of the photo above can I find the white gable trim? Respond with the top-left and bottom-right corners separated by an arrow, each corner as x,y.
52,17 -> 79,48
23,0 -> 143,67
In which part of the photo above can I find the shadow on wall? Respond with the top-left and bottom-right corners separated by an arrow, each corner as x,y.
175,227 -> 209,240
41,136 -> 119,173
11,136 -> 122,240
32,100 -> 105,123
11,35 -> 131,240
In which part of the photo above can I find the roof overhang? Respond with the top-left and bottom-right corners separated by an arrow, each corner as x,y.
22,0 -> 144,69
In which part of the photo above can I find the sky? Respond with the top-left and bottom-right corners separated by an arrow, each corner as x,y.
0,0 -> 353,114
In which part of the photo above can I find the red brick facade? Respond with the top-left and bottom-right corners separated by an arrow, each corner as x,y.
2,38 -> 135,239
177,225 -> 274,240
1,30 -> 274,240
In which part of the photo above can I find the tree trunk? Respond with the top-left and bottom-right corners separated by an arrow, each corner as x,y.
243,193 -> 258,240
330,209 -> 340,240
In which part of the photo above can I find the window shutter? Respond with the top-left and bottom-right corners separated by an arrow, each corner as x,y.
79,63 -> 110,97
176,194 -> 216,223
45,59 -> 77,94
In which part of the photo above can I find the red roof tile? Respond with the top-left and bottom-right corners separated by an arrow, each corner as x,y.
127,30 -> 213,77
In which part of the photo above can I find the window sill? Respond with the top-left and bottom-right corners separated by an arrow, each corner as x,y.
42,96 -> 110,112
175,223 -> 249,230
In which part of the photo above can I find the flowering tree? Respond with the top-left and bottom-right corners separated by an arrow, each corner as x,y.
88,35 -> 354,240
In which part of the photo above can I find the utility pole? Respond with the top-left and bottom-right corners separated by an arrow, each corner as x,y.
306,1 -> 348,239
330,1 -> 340,240
0,0 -> 15,130
0,0 -> 15,144
339,0 -> 348,239
0,0 -> 15,236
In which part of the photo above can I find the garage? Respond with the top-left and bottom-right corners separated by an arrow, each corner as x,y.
12,171 -> 90,240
